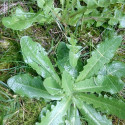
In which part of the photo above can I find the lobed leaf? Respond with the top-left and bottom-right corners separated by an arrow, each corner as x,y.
7,74 -> 62,100
76,35 -> 122,82
108,9 -> 125,28
20,36 -> 60,84
75,93 -> 125,119
75,99 -> 112,125
36,97 -> 71,125
2,8 -> 42,30
66,104 -> 81,125
74,75 -> 124,94
38,102 -> 56,122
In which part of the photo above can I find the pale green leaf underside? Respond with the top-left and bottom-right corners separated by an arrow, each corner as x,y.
74,75 -> 124,94
75,99 -> 112,125
67,44 -> 82,68
20,36 -> 60,84
62,71 -> 74,95
36,97 -> 71,125
76,93 -> 125,119
7,74 -> 62,100
76,36 -> 122,82
43,77 -> 62,95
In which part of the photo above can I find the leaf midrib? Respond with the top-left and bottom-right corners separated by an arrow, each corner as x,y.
22,41 -> 58,81
48,97 -> 71,125
75,85 -> 102,91
77,38 -> 117,81
82,95 -> 123,112
82,104 -> 102,125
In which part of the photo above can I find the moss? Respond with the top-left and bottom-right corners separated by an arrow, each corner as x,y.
4,97 -> 46,125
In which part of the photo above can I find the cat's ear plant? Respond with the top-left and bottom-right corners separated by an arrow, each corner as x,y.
7,34 -> 125,125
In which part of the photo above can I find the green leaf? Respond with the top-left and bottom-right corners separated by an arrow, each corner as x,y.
110,0 -> 117,4
37,0 -> 45,8
57,42 -> 81,78
36,97 -> 71,125
2,8 -> 41,30
74,75 -> 124,94
84,0 -> 97,8
119,17 -> 125,28
75,99 -> 112,125
67,43 -> 82,68
66,105 -> 81,125
62,71 -> 74,95
60,0 -> 65,7
7,74 -> 62,100
98,0 -> 110,7
37,0 -> 54,10
108,18 -> 118,26
43,77 -> 62,95
98,61 -> 125,78
108,9 -> 125,28
57,42 -> 70,73
76,93 -> 125,119
20,36 -> 60,84
76,35 -> 122,82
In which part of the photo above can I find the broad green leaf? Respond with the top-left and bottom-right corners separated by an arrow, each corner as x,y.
36,97 -> 71,125
37,0 -> 45,8
96,20 -> 106,27
98,61 -> 125,78
7,74 -> 62,100
74,75 -> 124,94
108,9 -> 125,28
108,18 -> 118,26
37,0 -> 54,10
76,35 -> 122,82
84,0 -> 97,8
110,0 -> 117,4
2,8 -> 41,30
62,71 -> 74,95
57,42 -> 82,78
75,99 -> 112,125
75,93 -> 125,119
21,36 -> 60,84
98,0 -> 110,7
57,42 -> 70,73
43,77 -> 62,95
66,105 -> 81,125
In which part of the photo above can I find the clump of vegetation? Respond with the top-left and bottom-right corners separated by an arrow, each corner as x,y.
6,34 -> 125,125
